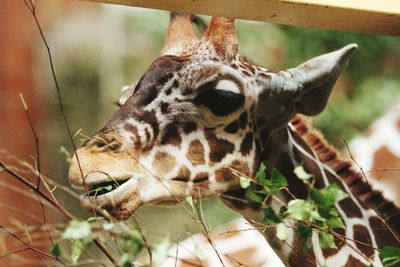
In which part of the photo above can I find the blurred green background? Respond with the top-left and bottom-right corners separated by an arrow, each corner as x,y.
33,4 -> 400,244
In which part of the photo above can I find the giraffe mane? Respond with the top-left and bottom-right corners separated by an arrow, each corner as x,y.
290,115 -> 400,238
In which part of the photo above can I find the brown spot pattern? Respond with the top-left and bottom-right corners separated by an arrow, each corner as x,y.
182,122 -> 197,134
238,111 -> 248,129
205,132 -> 235,163
353,224 -> 374,259
139,110 -> 159,138
224,120 -> 239,134
194,172 -> 209,181
144,128 -> 151,143
343,255 -> 365,267
193,176 -> 208,183
240,132 -> 253,155
241,70 -> 251,77
259,72 -> 271,79
288,233 -> 317,267
161,123 -> 182,146
338,197 -> 363,218
215,167 -> 235,183
322,227 -> 346,258
369,216 -> 399,248
160,102 -> 169,114
173,165 -> 191,182
187,140 -> 205,165
372,146 -> 400,181
124,124 -> 140,149
227,248 -> 265,267
231,160 -> 250,177
152,152 -> 176,176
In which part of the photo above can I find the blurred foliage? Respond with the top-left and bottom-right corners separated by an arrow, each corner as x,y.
280,26 -> 400,84
279,26 -> 400,146
315,76 -> 400,146
280,26 -> 400,147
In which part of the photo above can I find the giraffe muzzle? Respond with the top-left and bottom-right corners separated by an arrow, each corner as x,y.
68,146 -> 146,220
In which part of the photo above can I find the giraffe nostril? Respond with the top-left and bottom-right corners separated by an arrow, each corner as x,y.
85,133 -> 122,152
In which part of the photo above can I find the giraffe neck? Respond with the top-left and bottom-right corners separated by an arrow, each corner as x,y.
221,115 -> 400,267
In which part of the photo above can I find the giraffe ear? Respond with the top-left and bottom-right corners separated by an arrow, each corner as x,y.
257,44 -> 357,130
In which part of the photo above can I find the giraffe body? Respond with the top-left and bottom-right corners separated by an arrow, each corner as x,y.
68,13 -> 399,266
348,103 -> 400,206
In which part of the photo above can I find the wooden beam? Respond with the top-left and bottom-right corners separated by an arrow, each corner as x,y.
81,0 -> 400,36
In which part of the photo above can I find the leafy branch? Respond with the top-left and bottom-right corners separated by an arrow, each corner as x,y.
236,163 -> 398,266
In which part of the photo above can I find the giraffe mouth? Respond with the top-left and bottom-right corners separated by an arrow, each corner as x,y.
79,177 -> 141,220
85,178 -> 131,198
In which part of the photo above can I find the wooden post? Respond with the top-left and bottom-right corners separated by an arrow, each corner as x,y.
80,0 -> 400,36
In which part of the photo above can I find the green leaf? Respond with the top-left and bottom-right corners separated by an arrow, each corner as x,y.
276,223 -> 288,240
71,239 -> 84,264
380,246 -> 400,267
239,175 -> 251,189
271,169 -> 288,188
286,199 -> 313,221
89,185 -> 113,196
267,169 -> 288,193
50,243 -> 61,258
294,165 -> 313,182
121,229 -> 144,259
263,207 -> 282,225
257,168 -> 287,194
287,199 -> 325,222
245,188 -> 264,204
256,162 -> 266,182
297,222 -> 312,239
310,184 -> 348,209
185,196 -> 195,213
120,253 -> 132,267
326,217 -> 345,229
319,231 -> 336,249
62,220 -> 91,240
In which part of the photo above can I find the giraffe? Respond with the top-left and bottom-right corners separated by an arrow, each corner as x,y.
160,217 -> 282,267
68,13 -> 400,266
347,102 -> 400,206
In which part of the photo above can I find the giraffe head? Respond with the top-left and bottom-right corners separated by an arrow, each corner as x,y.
68,13 -> 357,220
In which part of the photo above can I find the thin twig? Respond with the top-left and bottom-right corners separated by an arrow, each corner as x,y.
23,0 -> 116,263
0,161 -> 74,219
19,93 -> 56,248
132,217 -> 153,266
194,195 -> 225,267
23,0 -> 103,241
174,237 -> 179,267
0,151 -> 80,200
0,248 -> 31,259
0,160 -> 118,264
0,224 -> 58,262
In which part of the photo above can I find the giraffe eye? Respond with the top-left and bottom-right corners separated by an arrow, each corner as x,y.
194,80 -> 245,116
